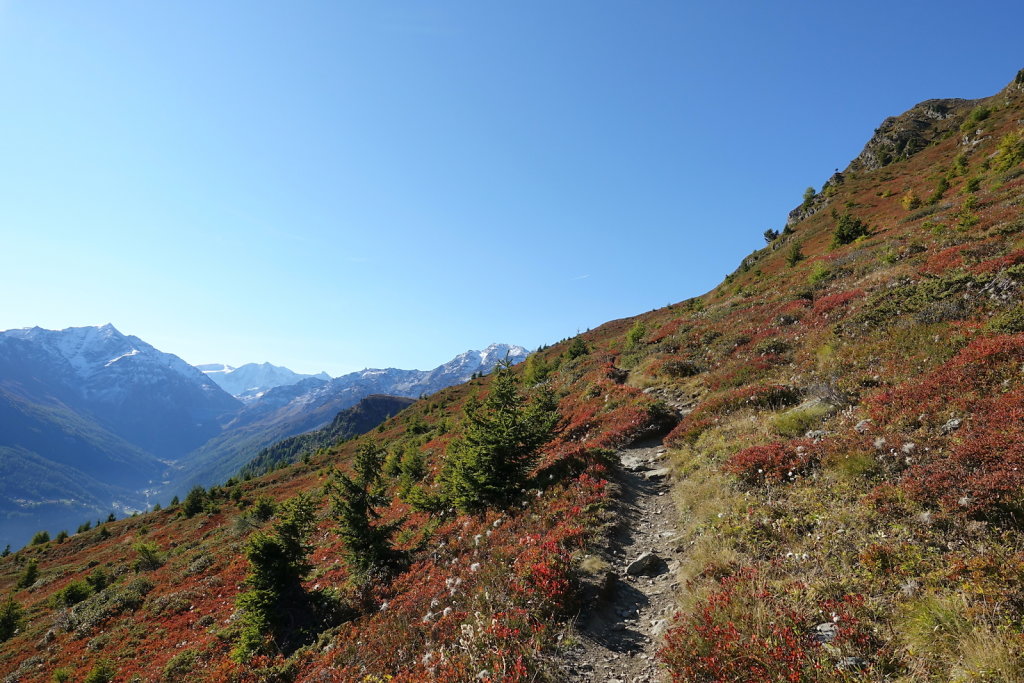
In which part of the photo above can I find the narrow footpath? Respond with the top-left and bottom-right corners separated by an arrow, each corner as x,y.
562,436 -> 684,683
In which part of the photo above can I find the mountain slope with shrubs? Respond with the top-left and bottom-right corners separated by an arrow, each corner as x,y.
3,69 -> 1024,681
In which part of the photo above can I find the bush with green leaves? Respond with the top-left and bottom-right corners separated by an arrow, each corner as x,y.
960,105 -> 991,132
832,211 -> 870,246
801,186 -> 816,208
53,580 -> 92,607
83,660 -> 116,683
441,360 -> 559,513
901,189 -> 921,210
786,242 -> 805,267
0,593 -> 25,642
397,446 -> 427,494
244,494 -> 316,593
522,352 -> 553,385
565,337 -> 589,360
30,530 -> 50,545
625,320 -> 647,350
17,558 -> 38,589
927,176 -> 950,205
773,401 -> 833,437
993,131 -> 1024,172
251,495 -> 276,522
182,486 -> 208,518
133,541 -> 164,571
808,262 -> 833,286
85,567 -> 111,592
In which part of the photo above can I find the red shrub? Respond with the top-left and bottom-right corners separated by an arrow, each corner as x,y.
812,288 -> 865,317
659,567 -> 875,682
665,415 -> 717,447
920,244 -> 970,275
970,248 -> 1024,275
648,318 -> 686,343
904,389 -> 1024,520
723,440 -> 820,485
870,334 -> 1024,430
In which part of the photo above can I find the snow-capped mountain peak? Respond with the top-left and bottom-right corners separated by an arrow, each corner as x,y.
1,324 -> 204,384
0,324 -> 241,459
199,361 -> 331,401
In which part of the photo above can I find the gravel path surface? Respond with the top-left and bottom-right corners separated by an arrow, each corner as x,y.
561,437 -> 683,683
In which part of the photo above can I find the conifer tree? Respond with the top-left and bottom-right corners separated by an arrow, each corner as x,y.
182,486 -> 207,517
16,559 -> 38,589
565,337 -> 589,360
442,360 -> 559,513
233,493 -> 317,661
330,442 -> 403,582
0,594 -> 25,642
522,352 -> 552,385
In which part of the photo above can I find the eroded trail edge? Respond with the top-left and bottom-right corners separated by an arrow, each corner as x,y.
562,436 -> 683,683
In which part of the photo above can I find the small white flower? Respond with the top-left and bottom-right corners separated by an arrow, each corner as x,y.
470,562 -> 481,572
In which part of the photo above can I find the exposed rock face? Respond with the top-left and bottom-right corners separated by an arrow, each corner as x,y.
848,98 -> 975,172
787,96 -> 983,227
1008,69 -> 1024,95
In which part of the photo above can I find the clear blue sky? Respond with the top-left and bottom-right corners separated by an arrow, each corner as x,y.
1,1 -> 1021,375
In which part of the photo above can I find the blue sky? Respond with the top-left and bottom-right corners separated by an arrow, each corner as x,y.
0,2 -> 1021,375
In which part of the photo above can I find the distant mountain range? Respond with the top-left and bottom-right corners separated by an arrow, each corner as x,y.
0,325 -> 527,548
175,343 -> 528,487
196,362 -> 331,402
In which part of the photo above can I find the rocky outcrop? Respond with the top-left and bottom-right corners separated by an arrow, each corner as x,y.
848,98 -> 975,172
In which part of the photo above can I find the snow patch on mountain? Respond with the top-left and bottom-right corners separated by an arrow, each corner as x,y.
105,348 -> 140,366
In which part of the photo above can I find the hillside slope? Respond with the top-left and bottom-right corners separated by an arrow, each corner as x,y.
239,394 -> 417,479
2,69 -> 1024,682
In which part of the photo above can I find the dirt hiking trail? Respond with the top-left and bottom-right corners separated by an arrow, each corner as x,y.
562,436 -> 684,683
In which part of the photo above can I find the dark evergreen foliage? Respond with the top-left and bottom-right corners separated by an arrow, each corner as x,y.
330,441 -> 404,582
832,211 -> 871,245
0,594 -> 25,642
441,361 -> 559,513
